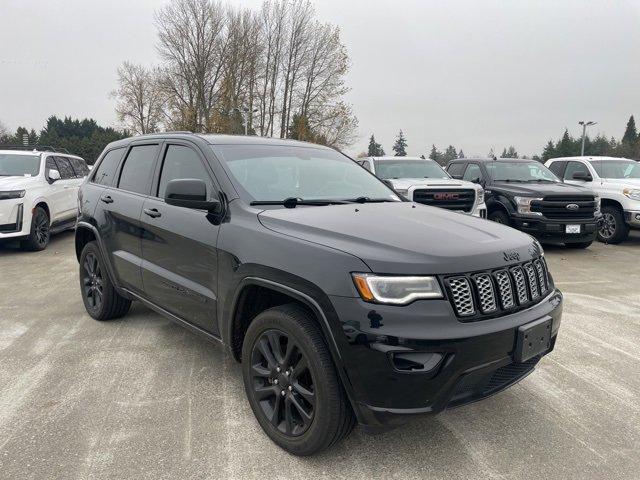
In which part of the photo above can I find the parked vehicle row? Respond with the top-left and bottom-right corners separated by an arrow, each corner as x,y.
74,133 -> 562,456
0,146 -> 89,250
356,156 -> 487,217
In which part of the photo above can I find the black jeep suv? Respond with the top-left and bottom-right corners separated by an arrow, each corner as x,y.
447,158 -> 601,248
76,134 -> 563,455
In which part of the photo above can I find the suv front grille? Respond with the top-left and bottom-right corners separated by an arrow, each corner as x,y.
531,195 -> 596,220
412,188 -> 475,212
444,257 -> 551,321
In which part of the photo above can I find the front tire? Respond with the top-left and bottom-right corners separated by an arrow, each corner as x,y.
79,241 -> 131,320
241,304 -> 354,456
598,206 -> 629,244
21,206 -> 50,251
488,210 -> 510,225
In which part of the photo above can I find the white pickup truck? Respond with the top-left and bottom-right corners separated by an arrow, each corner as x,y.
546,156 -> 640,243
0,147 -> 89,250
357,156 -> 487,218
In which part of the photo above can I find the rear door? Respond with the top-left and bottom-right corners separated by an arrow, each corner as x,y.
140,142 -> 220,333
55,156 -> 83,219
97,142 -> 161,294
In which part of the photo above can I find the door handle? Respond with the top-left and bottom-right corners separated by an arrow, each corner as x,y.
143,208 -> 162,218
100,195 -> 114,204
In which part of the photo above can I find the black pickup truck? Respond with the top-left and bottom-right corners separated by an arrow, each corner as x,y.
447,158 -> 601,248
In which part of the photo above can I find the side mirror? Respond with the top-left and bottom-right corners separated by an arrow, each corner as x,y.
451,174 -> 463,180
572,171 -> 592,182
48,169 -> 61,183
471,177 -> 481,184
164,179 -> 222,213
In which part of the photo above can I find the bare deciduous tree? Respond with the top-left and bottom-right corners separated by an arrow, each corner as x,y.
112,62 -> 163,135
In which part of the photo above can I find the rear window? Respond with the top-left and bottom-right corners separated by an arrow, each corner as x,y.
117,144 -> 160,195
68,157 -> 89,177
93,148 -> 125,186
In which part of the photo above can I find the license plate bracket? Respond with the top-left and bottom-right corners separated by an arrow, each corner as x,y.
566,224 -> 581,234
515,317 -> 552,363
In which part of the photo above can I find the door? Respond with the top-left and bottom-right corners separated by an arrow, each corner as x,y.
462,163 -> 483,183
97,143 -> 161,294
44,156 -> 67,222
54,156 -> 81,221
140,143 -> 220,333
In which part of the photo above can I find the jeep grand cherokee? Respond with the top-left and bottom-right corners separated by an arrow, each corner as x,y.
75,134 -> 563,456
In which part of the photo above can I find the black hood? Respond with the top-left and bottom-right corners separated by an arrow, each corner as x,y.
257,202 -> 542,274
490,181 -> 593,197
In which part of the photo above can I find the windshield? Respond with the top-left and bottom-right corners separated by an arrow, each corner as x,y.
590,160 -> 640,179
374,159 -> 450,179
213,144 -> 400,203
0,154 -> 41,177
486,161 -> 560,182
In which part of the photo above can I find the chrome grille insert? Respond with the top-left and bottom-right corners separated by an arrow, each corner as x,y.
524,263 -> 540,300
494,270 -> 515,309
448,277 -> 475,316
510,266 -> 529,305
474,274 -> 497,313
534,259 -> 547,293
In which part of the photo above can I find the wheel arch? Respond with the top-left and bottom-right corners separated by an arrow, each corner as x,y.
600,197 -> 624,212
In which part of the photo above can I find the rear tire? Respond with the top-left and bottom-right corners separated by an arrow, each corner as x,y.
20,206 -> 50,251
597,206 -> 629,244
488,210 -> 510,226
79,241 -> 131,320
565,241 -> 592,249
241,304 -> 355,456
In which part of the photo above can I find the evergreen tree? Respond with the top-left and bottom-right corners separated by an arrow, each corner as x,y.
541,140 -> 556,161
457,149 -> 465,159
429,144 -> 442,164
288,114 -> 314,142
622,115 -> 637,144
392,130 -> 407,156
487,148 -> 495,159
442,145 -> 458,164
501,146 -> 518,158
367,134 -> 385,156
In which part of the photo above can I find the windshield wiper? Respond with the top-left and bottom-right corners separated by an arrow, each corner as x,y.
250,197 -> 349,208
346,196 -> 397,203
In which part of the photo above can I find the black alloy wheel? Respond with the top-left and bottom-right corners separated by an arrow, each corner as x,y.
33,210 -> 50,247
82,252 -> 104,310
250,329 -> 316,437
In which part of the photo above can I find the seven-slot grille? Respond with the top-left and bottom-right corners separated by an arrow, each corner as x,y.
445,257 -> 550,320
412,188 -> 475,212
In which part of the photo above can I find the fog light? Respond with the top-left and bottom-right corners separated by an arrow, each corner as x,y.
635,214 -> 640,221
391,352 -> 443,372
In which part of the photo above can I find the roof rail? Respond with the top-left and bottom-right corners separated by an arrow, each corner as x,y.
0,144 -> 71,154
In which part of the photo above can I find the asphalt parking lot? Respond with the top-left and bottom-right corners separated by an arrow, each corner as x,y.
1,232 -> 639,480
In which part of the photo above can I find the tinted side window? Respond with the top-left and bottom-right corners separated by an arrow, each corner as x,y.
55,157 -> 76,180
447,163 -> 465,177
118,144 -> 159,195
158,145 -> 213,199
547,161 -> 566,177
93,148 -> 125,186
564,161 -> 589,180
463,163 -> 482,181
68,157 -> 89,177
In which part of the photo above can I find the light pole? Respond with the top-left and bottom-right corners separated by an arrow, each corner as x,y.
578,121 -> 596,156
231,106 -> 259,135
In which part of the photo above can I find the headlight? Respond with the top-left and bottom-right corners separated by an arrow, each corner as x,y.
0,190 -> 26,200
394,188 -> 409,198
594,194 -> 601,213
623,188 -> 640,201
476,189 -> 485,204
352,273 -> 443,305
514,196 -> 543,215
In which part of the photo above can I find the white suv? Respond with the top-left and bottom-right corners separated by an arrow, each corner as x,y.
358,156 -> 487,217
0,147 -> 89,250
546,156 -> 640,243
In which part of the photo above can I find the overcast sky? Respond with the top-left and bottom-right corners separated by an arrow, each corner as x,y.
2,0 -> 640,157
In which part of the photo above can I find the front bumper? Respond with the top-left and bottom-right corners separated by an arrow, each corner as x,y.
624,210 -> 640,228
511,214 -> 601,244
0,201 -> 28,239
329,288 -> 563,429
